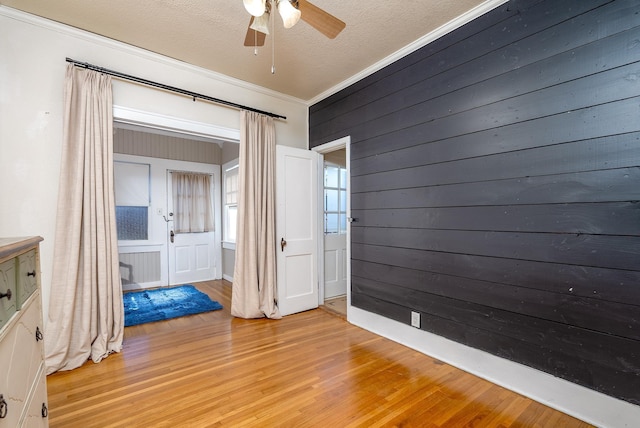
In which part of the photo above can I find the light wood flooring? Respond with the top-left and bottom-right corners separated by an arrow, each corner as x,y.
321,295 -> 347,318
46,280 -> 592,427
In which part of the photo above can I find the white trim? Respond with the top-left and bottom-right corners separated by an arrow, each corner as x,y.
122,281 -> 163,292
312,136 -> 351,309
349,306 -> 640,428
308,0 -> 509,105
222,274 -> 234,283
315,152 -> 325,304
2,1 -> 506,106
312,136 -> 351,154
0,5 -> 306,105
222,159 -> 240,246
113,106 -> 240,143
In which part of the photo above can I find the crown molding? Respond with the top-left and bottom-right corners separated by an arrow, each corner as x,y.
308,0 -> 509,106
2,1 -> 508,108
0,5 -> 306,106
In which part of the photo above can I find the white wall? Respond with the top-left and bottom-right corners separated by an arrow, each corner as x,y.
0,7 -> 308,324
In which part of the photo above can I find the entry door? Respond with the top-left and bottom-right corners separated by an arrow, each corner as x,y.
276,146 -> 319,316
167,170 -> 216,285
323,162 -> 347,299
324,234 -> 347,298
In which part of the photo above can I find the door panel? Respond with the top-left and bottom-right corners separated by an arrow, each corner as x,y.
285,254 -> 314,298
276,146 -> 319,316
324,233 -> 347,298
175,245 -> 190,273
195,244 -> 211,270
170,231 -> 215,284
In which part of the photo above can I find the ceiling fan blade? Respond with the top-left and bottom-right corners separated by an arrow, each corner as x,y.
244,17 -> 267,47
298,0 -> 346,39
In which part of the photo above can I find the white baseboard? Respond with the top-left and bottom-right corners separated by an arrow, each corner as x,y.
122,281 -> 162,292
348,306 -> 640,428
222,274 -> 233,283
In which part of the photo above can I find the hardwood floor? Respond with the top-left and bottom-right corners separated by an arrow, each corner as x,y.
320,295 -> 347,319
47,280 -> 592,427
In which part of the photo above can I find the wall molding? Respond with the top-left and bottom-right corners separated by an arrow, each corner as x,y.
3,1 -> 508,107
308,0 -> 509,105
0,5 -> 306,106
348,306 -> 640,428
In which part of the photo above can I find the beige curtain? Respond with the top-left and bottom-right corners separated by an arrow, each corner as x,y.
45,64 -> 124,374
231,111 -> 281,319
172,172 -> 214,233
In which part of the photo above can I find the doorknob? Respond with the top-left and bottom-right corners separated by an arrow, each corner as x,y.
281,237 -> 287,252
170,230 -> 175,243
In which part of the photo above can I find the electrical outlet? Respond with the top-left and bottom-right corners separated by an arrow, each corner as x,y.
411,311 -> 420,328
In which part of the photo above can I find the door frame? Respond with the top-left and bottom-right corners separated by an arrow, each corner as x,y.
113,105 -> 239,289
166,165 -> 220,286
312,136 -> 351,315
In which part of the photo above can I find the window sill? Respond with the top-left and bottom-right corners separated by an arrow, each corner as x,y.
222,241 -> 236,251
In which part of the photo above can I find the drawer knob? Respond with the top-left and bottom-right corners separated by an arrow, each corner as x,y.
0,289 -> 11,301
27,270 -> 36,277
36,326 -> 43,342
0,394 -> 7,419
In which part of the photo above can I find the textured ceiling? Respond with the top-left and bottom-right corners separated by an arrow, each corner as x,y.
2,0 -> 490,101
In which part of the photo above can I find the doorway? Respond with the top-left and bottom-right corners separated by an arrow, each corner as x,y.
114,152 -> 221,289
113,106 -> 239,290
313,136 -> 351,318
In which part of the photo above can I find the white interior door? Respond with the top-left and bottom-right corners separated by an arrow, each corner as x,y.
324,233 -> 347,298
167,169 -> 218,285
322,161 -> 348,299
276,146 -> 319,316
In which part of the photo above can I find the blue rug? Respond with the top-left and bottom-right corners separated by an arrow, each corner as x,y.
124,284 -> 223,327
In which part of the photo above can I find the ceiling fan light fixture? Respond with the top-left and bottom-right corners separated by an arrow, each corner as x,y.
277,0 -> 301,29
243,0 -> 266,17
249,11 -> 270,35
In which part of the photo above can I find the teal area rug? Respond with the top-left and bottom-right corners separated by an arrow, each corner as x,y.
124,284 -> 223,327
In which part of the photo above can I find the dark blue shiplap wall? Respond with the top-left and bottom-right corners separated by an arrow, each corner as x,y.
310,0 -> 640,404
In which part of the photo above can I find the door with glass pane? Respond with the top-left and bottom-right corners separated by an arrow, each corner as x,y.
323,162 -> 347,299
167,169 -> 217,285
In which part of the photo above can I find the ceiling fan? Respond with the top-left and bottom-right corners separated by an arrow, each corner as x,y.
243,0 -> 346,47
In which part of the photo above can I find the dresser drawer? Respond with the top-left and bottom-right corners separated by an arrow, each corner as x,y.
19,365 -> 48,428
17,250 -> 38,309
0,259 -> 17,331
0,295 -> 44,427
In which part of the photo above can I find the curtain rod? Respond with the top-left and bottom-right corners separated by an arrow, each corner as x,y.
66,58 -> 286,120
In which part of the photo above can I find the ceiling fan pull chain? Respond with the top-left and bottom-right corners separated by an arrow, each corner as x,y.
271,0 -> 276,74
254,28 -> 258,55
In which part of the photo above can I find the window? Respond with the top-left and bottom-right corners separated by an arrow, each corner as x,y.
171,171 -> 215,233
114,161 -> 150,240
223,160 -> 239,246
324,163 -> 347,235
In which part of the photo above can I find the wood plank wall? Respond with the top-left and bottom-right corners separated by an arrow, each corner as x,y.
118,251 -> 161,285
114,128 -> 222,164
309,0 -> 640,405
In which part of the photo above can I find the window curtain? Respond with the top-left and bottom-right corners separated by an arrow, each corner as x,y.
231,111 -> 281,319
172,172 -> 214,233
45,64 -> 123,374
